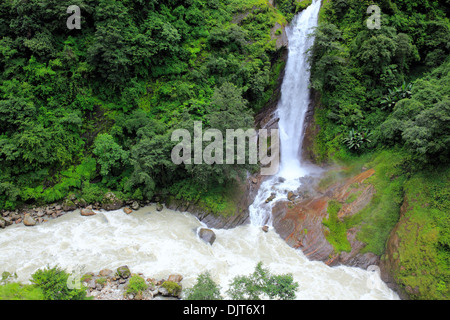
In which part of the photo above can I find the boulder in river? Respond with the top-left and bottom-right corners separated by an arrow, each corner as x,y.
198,228 -> 216,245
167,274 -> 183,283
156,203 -> 164,212
287,191 -> 296,201
123,207 -> 133,215
265,193 -> 276,203
81,208 -> 96,216
131,201 -> 140,211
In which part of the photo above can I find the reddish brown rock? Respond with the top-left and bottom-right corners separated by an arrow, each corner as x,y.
81,208 -> 96,216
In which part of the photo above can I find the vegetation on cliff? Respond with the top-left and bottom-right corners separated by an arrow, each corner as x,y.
309,0 -> 449,299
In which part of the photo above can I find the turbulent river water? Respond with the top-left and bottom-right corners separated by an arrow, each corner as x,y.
0,0 -> 399,300
0,205 -> 398,300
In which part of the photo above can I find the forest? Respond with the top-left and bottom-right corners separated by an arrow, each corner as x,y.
0,0 -> 448,300
0,0 -> 293,211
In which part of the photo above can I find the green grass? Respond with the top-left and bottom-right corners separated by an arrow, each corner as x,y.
345,150 -> 407,255
0,283 -> 44,300
323,200 -> 352,253
345,190 -> 362,204
389,168 -> 450,300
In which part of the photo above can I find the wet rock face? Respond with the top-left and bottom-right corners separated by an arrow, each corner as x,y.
270,169 -> 379,269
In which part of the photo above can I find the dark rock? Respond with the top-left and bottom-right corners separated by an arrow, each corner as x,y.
0,218 -> 5,229
102,192 -> 124,211
76,198 -> 87,208
156,203 -> 164,212
63,199 -> 77,212
131,201 -> 140,211
198,228 -> 216,245
2,217 -> 12,227
265,193 -> 276,203
262,225 -> 270,233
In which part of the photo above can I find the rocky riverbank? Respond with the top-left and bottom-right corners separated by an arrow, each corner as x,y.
0,193 -> 162,230
82,266 -> 184,300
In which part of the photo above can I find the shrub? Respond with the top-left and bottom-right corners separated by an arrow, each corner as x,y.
126,275 -> 148,299
343,128 -> 372,151
322,200 -> 351,253
30,266 -> 89,300
161,281 -> 182,297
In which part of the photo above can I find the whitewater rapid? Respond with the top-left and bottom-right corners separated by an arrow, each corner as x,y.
0,205 -> 398,300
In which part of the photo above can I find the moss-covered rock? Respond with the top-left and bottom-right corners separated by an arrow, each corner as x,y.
116,266 -> 131,279
160,281 -> 182,297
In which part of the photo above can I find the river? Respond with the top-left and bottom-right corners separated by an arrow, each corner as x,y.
0,205 -> 398,299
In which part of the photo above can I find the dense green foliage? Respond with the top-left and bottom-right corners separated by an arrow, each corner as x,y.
0,283 -> 44,300
185,263 -> 298,300
389,167 -> 450,300
323,199 -> 351,253
30,265 -> 90,300
0,0 -> 296,211
309,0 -> 449,166
226,262 -> 298,300
184,272 -> 223,300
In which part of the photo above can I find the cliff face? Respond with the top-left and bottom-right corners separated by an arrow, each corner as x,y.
271,168 -> 381,269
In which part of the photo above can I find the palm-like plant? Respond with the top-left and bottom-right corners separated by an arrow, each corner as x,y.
343,128 -> 372,151
381,81 -> 413,110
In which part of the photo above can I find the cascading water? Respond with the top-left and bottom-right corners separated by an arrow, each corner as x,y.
250,0 -> 323,227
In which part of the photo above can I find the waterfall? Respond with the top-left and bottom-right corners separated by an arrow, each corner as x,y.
249,0 -> 322,227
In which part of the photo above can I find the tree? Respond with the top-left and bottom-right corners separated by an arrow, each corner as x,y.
227,262 -> 298,300
31,266 -> 90,300
93,133 -> 129,177
185,272 -> 223,300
